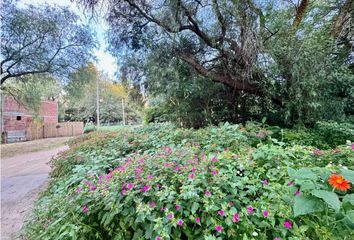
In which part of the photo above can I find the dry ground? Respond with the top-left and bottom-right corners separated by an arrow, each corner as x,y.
1,137 -> 71,239
1,137 -> 71,158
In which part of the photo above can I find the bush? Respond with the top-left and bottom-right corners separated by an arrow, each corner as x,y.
25,123 -> 354,240
314,121 -> 354,147
83,123 -> 96,134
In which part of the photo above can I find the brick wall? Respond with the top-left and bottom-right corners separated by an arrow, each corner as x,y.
1,96 -> 58,133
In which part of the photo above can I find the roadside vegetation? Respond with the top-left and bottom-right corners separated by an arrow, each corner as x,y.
2,1 -> 354,239
25,122 -> 353,240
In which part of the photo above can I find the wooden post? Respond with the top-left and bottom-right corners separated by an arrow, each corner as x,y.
122,99 -> 126,125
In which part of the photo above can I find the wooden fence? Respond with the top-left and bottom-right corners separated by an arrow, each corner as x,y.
26,122 -> 84,141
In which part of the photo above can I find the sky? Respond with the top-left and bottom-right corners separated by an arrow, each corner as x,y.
18,0 -> 118,79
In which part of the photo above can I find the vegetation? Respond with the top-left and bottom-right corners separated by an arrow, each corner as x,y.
77,0 -> 354,127
63,63 -> 143,124
25,123 -> 353,240
2,1 -> 354,239
0,0 -> 96,84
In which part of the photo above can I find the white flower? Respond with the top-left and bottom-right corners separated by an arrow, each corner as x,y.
252,232 -> 258,236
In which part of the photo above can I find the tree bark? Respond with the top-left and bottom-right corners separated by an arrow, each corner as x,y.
331,0 -> 353,38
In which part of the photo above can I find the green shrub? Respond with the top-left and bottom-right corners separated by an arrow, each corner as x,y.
314,121 -> 354,147
84,124 -> 97,134
25,123 -> 354,240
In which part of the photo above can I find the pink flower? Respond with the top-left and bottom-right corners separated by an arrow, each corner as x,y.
139,159 -> 144,163
168,213 -> 174,219
295,189 -> 301,196
351,143 -> 354,150
157,184 -> 161,189
212,171 -> 217,176
263,210 -> 269,218
176,204 -> 181,211
127,183 -> 134,190
288,181 -> 294,186
160,207 -> 164,212
192,168 -> 197,173
90,185 -> 97,191
313,149 -> 322,155
233,212 -> 239,222
121,189 -> 127,195
196,217 -> 201,223
150,202 -> 156,208
84,180 -> 93,186
106,172 -> 113,179
218,209 -> 225,217
163,146 -> 172,154
156,236 -> 161,240
274,237 -> 281,240
189,173 -> 195,179
205,189 -> 211,197
246,206 -> 254,214
174,166 -> 181,172
177,219 -> 183,226
148,175 -> 152,180
284,220 -> 292,229
215,225 -> 223,232
164,163 -> 170,168
143,185 -> 150,192
211,156 -> 217,163
262,179 -> 269,185
76,187 -> 81,193
82,205 -> 89,213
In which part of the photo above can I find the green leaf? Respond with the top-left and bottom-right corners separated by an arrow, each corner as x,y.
299,180 -> 316,190
293,195 -> 325,217
341,169 -> 354,183
297,168 -> 317,180
346,211 -> 354,224
343,194 -> 354,205
311,190 -> 340,212
287,167 -> 297,178
288,167 -> 317,180
191,202 -> 199,214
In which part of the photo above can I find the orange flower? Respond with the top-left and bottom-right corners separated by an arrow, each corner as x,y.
328,174 -> 351,191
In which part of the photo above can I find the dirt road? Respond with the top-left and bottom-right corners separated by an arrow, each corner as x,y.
1,138 -> 70,239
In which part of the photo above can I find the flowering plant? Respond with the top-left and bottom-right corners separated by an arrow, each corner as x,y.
25,123 -> 354,240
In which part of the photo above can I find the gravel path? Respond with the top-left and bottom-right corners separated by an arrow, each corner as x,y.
1,143 -> 69,239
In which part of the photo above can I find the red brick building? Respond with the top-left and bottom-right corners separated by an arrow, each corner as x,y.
1,96 -> 58,142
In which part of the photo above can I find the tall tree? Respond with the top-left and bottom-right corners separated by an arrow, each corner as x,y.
0,0 -> 96,84
77,0 -> 354,126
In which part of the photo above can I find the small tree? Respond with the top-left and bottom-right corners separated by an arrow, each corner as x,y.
0,0 -> 96,84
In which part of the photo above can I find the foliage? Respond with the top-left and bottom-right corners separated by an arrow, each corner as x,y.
77,0 -> 354,127
25,123 -> 354,240
270,121 -> 354,149
1,74 -> 61,114
0,0 -> 96,84
63,64 -> 142,124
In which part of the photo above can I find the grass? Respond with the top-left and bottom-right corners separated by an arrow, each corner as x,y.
84,124 -> 141,133
0,137 -> 72,158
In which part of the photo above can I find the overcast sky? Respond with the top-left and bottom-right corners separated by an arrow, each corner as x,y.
18,0 -> 118,79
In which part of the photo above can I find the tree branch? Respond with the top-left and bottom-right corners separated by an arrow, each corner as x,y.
331,0 -> 353,38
